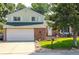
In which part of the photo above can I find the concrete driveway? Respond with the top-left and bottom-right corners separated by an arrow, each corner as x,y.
0,42 -> 35,54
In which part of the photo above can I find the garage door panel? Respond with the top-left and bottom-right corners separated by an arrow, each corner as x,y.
6,29 -> 34,41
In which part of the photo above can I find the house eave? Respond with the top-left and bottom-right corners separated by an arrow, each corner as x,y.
3,22 -> 47,28
6,22 -> 43,26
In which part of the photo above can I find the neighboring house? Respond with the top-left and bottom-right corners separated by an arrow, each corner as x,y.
47,25 -> 73,37
3,8 -> 47,42
60,27 -> 73,35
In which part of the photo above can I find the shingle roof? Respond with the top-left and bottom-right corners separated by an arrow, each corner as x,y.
6,8 -> 44,17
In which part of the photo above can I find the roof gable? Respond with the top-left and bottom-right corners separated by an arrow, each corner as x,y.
6,8 -> 44,17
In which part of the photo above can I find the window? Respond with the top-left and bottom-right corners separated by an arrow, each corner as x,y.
32,17 -> 35,21
62,27 -> 69,32
13,17 -> 20,21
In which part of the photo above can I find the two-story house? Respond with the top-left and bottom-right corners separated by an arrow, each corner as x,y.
3,8 -> 47,42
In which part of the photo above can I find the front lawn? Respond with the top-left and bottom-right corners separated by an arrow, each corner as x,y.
39,37 -> 79,49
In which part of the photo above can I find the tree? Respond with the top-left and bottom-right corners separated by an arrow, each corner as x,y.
0,3 -> 15,23
16,3 -> 26,10
31,3 -> 49,15
0,3 -> 7,23
50,3 -> 79,48
4,3 -> 15,13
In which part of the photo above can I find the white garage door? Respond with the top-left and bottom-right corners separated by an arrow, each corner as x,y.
6,29 -> 34,42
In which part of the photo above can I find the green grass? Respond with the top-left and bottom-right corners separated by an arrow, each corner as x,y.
39,37 -> 79,49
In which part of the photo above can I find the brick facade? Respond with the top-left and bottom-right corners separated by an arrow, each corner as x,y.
34,28 -> 47,41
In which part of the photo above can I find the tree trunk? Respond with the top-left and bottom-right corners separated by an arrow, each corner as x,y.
72,31 -> 78,48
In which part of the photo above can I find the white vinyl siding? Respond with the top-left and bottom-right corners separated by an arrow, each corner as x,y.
6,8 -> 44,22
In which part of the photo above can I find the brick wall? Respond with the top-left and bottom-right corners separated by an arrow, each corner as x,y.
34,28 -> 47,41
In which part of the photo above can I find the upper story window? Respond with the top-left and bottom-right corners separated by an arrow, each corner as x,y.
13,17 -> 20,21
32,17 -> 35,21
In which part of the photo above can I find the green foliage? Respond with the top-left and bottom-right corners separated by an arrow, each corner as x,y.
46,14 -> 60,31
40,38 -> 79,49
0,3 -> 15,23
4,3 -> 15,13
31,3 -> 49,15
0,3 -> 6,17
49,4 -> 79,47
50,4 -> 79,32
16,3 -> 26,10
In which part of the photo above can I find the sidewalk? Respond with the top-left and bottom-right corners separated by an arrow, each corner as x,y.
30,48 -> 79,55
